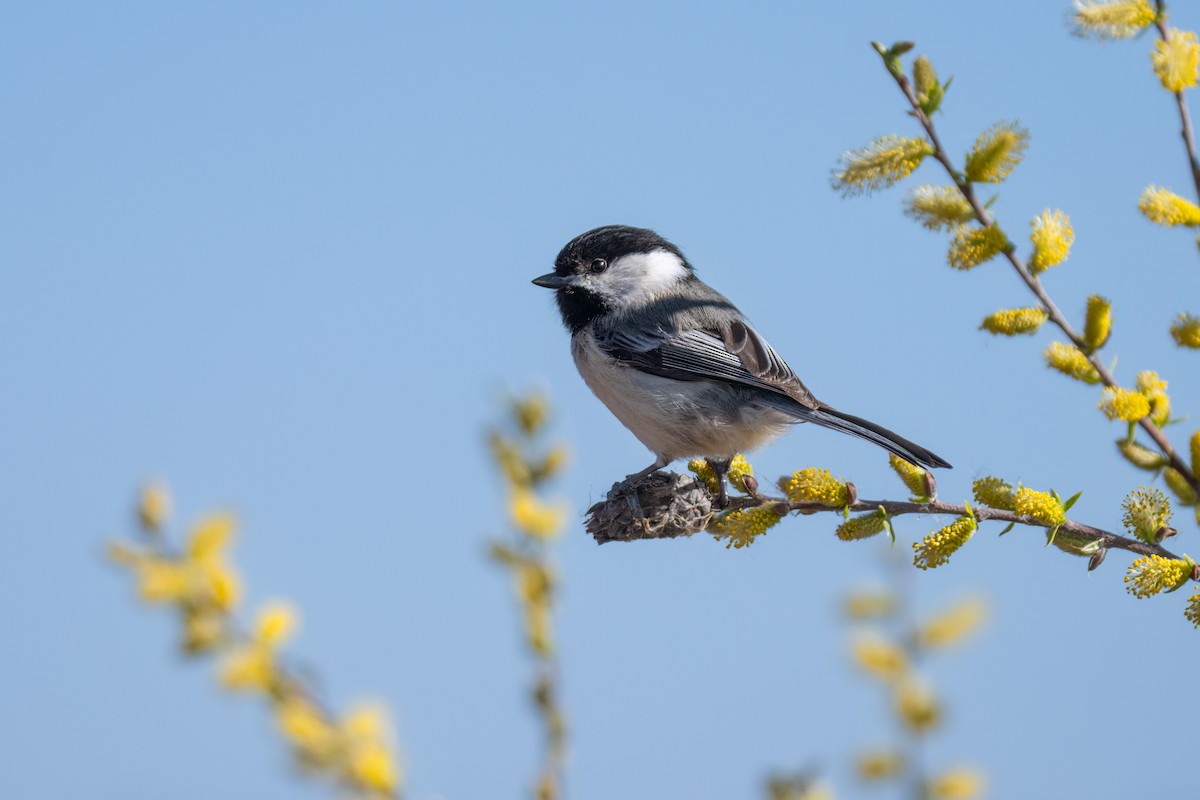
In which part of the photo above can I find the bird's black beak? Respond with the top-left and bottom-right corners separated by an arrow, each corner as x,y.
532,272 -> 571,289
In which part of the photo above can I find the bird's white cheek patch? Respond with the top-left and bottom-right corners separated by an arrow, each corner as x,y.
608,249 -> 688,305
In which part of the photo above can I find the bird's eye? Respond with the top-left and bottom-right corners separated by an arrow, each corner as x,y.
589,258 -> 608,274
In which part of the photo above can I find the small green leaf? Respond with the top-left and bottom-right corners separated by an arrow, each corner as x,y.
1045,524 -> 1062,547
1062,491 -> 1083,513
997,521 -> 1016,536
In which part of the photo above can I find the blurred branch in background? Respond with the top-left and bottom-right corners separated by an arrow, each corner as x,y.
108,483 -> 402,800
845,554 -> 985,800
488,392 -> 570,800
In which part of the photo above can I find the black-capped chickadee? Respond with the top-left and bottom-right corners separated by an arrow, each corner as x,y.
533,225 -> 950,503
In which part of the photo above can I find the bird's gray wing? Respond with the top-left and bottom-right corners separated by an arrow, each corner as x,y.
599,319 -> 819,410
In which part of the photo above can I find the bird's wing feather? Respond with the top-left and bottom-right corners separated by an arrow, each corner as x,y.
599,319 -> 819,410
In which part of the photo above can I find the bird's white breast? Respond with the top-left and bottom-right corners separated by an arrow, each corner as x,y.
571,331 -> 792,461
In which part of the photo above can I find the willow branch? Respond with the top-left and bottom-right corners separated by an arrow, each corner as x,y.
881,59 -> 1200,498
589,472 -> 1182,563
1155,0 -> 1200,199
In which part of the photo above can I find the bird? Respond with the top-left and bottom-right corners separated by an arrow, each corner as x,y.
532,225 -> 951,505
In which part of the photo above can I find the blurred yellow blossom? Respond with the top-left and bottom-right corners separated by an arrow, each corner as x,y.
1072,0 -> 1156,39
1152,28 -> 1200,92
979,306 -> 1047,335
1029,210 -> 1074,273
948,224 -> 1008,270
851,636 -> 907,680
277,695 -> 337,755
889,453 -> 931,500
1164,468 -> 1197,504
929,768 -> 985,800
919,598 -> 987,648
1125,554 -> 1193,598
1099,387 -> 1151,422
1170,313 -> 1200,348
1117,438 -> 1168,470
1044,341 -> 1100,383
1139,186 -> 1200,226
188,513 -> 236,561
964,121 -> 1029,183
895,680 -> 940,733
1192,429 -> 1200,475
856,750 -> 905,781
510,488 -> 566,540
844,592 -> 895,618
833,135 -> 934,195
913,515 -> 977,570
903,185 -> 974,231
138,482 -> 171,533
255,601 -> 298,647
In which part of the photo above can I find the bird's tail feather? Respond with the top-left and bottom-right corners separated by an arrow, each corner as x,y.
788,403 -> 952,470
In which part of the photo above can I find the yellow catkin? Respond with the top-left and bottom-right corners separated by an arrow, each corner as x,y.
255,601 -> 298,646
979,307 -> 1048,335
727,454 -> 754,493
1186,590 -> 1200,627
1047,528 -> 1103,557
1083,295 -> 1112,350
1152,28 -> 1200,92
964,121 -> 1030,183
1044,341 -> 1100,383
895,680 -> 940,733
510,489 -> 565,540
851,636 -> 908,680
687,458 -> 720,493
1164,468 -> 1198,504
1116,439 -> 1167,470
188,514 -> 236,560
1029,210 -> 1075,273
833,135 -> 934,195
707,506 -> 782,549
1171,313 -> 1200,348
1136,370 -> 1171,426
913,55 -> 938,104
1099,387 -> 1151,422
904,185 -> 974,231
1122,487 -> 1173,542
948,224 -> 1008,270
844,592 -> 895,618
1072,0 -> 1157,40
1014,487 -> 1066,526
889,453 -> 930,498
1125,554 -> 1192,598
913,516 -> 977,570
857,750 -> 905,781
780,467 -> 848,507
1192,429 -> 1200,476
972,477 -> 1016,510
918,598 -> 986,648
928,768 -> 985,800
138,482 -> 171,533
1139,186 -> 1200,226
836,511 -> 888,541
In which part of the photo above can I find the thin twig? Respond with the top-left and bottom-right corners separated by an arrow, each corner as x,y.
882,61 -> 1200,498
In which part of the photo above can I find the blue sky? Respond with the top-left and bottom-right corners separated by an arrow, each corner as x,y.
4,2 -> 1199,799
